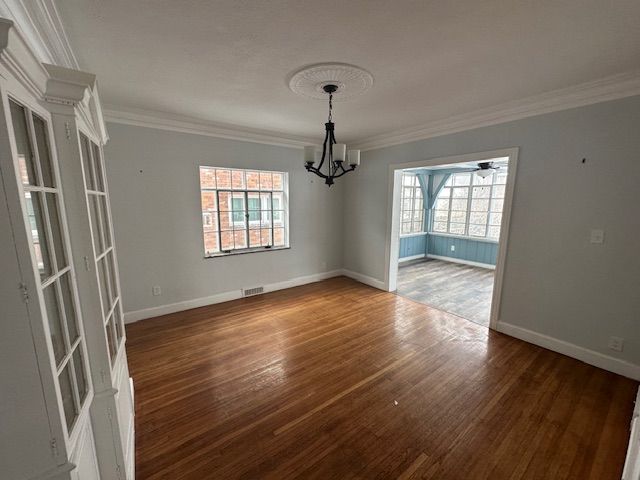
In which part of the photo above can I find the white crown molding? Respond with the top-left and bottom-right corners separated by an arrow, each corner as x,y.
0,0 -> 78,68
351,70 -> 640,151
103,105 -> 318,150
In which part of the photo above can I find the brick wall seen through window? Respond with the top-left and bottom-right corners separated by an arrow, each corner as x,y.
200,167 -> 288,256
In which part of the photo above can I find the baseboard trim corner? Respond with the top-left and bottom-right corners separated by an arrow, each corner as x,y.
496,321 -> 640,381
340,269 -> 386,291
427,254 -> 496,270
398,254 -> 427,263
123,269 -> 342,324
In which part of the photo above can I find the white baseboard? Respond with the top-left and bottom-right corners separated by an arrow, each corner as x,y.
496,321 -> 640,381
341,269 -> 386,290
427,254 -> 495,270
398,253 -> 427,263
124,269 -> 342,323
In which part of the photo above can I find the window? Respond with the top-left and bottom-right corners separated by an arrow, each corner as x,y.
431,166 -> 508,240
199,167 -> 288,256
9,99 -> 90,434
400,172 -> 425,235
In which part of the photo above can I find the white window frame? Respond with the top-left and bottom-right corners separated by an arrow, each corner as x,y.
431,168 -> 507,241
199,167 -> 290,257
399,172 -> 425,237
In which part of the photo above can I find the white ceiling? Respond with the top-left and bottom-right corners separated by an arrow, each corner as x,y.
58,0 -> 640,145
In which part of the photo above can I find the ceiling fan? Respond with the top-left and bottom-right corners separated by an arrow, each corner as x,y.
474,161 -> 500,178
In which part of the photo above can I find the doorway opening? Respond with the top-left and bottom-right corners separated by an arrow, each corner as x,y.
385,149 -> 518,329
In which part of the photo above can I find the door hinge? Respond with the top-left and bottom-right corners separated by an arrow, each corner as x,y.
107,406 -> 113,420
64,122 -> 71,139
84,255 -> 91,271
19,283 -> 29,303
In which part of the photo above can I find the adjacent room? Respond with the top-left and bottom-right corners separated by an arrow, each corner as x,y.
1,2 -> 639,480
395,157 -> 510,327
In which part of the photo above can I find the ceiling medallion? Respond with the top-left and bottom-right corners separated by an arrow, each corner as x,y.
288,62 -> 374,101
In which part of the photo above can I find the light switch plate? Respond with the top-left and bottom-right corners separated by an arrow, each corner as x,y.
590,229 -> 604,244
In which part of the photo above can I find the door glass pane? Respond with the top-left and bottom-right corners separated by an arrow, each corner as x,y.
80,134 -> 95,190
9,100 -> 37,186
113,302 -> 124,343
97,257 -> 109,315
59,272 -> 79,343
99,196 -> 111,248
106,316 -> 117,362
91,143 -> 104,192
58,363 -> 77,431
72,349 -> 88,403
45,193 -> 66,270
89,195 -> 104,253
33,114 -> 55,187
25,192 -> 52,280
107,252 -> 118,300
43,283 -> 65,365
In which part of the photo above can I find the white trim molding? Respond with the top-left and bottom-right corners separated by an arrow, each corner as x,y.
398,253 -> 427,263
104,105 -> 317,150
0,0 -> 78,68
351,70 -> 640,151
124,270 -> 343,323
496,322 -> 640,381
340,269 -> 386,291
426,254 -> 495,270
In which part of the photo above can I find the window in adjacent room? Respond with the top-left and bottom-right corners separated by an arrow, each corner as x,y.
400,172 -> 425,235
431,167 -> 507,240
199,167 -> 289,256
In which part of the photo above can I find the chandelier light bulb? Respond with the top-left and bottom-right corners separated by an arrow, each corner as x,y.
348,150 -> 360,166
333,144 -> 346,163
304,146 -> 316,166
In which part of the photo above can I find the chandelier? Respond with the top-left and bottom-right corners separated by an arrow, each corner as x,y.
303,84 -> 360,186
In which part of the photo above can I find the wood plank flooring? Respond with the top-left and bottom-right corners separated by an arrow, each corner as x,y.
397,259 -> 494,326
126,277 -> 637,479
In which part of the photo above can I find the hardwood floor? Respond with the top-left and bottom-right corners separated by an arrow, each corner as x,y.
397,259 -> 494,326
126,277 -> 637,479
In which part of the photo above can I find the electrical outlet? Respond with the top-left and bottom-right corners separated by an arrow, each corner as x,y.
608,336 -> 623,352
450,245 -> 455,252
152,286 -> 162,296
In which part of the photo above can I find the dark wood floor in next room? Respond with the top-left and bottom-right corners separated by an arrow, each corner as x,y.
126,277 -> 637,480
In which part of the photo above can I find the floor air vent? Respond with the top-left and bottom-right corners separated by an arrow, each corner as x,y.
243,286 -> 264,297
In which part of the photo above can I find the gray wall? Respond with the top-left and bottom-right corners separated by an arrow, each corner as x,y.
343,96 -> 640,366
105,123 -> 344,314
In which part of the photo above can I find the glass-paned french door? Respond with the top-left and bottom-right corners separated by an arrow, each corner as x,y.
9,99 -> 90,434
79,133 -> 124,366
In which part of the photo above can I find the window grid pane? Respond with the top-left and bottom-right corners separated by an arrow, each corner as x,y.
201,168 -> 287,255
430,166 -> 508,240
400,173 -> 425,235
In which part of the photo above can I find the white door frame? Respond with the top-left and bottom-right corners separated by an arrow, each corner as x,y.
384,147 -> 519,330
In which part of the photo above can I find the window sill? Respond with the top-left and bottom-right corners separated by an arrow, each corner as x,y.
428,232 -> 499,244
205,245 -> 290,258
